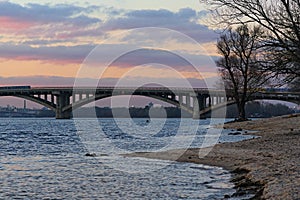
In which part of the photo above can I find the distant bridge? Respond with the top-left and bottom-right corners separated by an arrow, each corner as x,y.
0,87 -> 299,119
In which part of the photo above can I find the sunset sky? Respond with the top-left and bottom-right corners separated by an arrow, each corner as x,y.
0,0 -> 221,107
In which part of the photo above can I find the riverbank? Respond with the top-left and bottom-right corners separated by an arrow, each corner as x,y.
126,114 -> 300,199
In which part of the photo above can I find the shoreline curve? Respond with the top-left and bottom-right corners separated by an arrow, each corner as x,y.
125,114 -> 300,199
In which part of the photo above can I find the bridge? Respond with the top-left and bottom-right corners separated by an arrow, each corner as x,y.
0,87 -> 299,119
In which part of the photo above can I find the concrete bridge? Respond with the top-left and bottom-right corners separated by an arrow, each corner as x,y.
0,87 -> 299,119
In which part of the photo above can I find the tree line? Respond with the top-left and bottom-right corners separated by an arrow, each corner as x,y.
30,103 -> 296,119
225,101 -> 296,118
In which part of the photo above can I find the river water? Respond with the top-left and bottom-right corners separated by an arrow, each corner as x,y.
0,118 -> 254,199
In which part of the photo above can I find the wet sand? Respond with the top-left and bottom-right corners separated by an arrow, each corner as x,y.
126,114 -> 300,199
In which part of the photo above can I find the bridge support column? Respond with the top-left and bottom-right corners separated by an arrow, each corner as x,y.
179,95 -> 183,105
192,96 -> 200,119
192,95 -> 206,119
186,94 -> 191,108
171,94 -> 176,101
56,93 -> 71,119
72,95 -> 76,103
51,95 -> 55,104
208,96 -> 212,107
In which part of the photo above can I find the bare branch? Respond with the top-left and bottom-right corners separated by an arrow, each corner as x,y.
216,25 -> 271,120
205,0 -> 300,82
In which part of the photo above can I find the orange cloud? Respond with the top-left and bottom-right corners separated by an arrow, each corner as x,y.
0,59 -> 80,77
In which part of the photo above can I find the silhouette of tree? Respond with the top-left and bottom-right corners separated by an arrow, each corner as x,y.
216,25 -> 273,121
204,0 -> 300,82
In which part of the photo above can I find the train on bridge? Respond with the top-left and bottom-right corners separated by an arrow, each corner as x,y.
0,86 -> 31,90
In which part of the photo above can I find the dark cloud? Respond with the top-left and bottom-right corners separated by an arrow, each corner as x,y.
0,2 -> 100,26
0,2 -> 103,41
111,49 -> 192,68
0,42 -> 217,72
0,76 -> 76,86
0,2 -> 216,46
110,48 -> 213,72
0,43 -> 95,63
0,2 -> 218,68
102,8 -> 217,43
22,39 -> 77,46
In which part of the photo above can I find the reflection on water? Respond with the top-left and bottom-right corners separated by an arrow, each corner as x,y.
0,118 -> 252,199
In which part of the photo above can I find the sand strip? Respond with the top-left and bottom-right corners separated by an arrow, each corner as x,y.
125,114 -> 300,199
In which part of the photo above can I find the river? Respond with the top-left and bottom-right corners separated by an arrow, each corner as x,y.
0,118 -> 254,199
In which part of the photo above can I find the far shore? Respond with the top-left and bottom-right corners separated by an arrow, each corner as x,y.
125,114 -> 300,199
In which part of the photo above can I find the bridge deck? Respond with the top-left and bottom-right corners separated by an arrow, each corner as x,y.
0,86 -> 299,119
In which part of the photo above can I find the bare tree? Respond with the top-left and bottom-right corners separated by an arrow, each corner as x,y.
203,0 -> 300,81
217,25 -> 273,121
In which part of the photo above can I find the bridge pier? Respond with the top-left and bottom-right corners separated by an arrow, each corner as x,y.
56,110 -> 71,119
192,94 -> 207,119
192,96 -> 200,119
56,93 -> 71,119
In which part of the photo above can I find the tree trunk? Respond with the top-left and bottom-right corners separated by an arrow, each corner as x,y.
237,102 -> 247,121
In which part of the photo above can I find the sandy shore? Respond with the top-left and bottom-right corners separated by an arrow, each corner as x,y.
126,114 -> 300,199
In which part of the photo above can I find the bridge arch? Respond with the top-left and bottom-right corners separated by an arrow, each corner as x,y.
15,95 -> 56,111
0,95 -> 56,111
65,93 -> 193,115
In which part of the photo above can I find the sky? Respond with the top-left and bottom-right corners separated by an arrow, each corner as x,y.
0,0 -> 222,108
